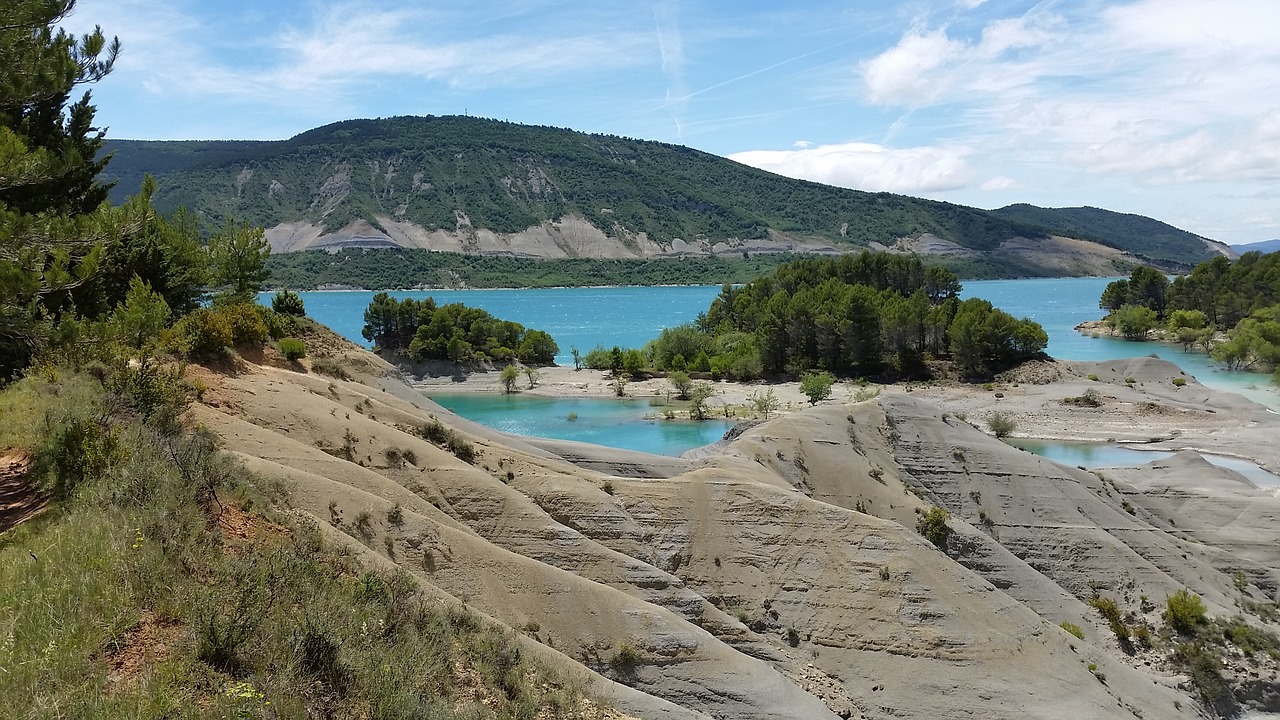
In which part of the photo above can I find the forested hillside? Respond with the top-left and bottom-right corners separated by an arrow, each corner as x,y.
103,117 -> 1043,250
992,204 -> 1222,266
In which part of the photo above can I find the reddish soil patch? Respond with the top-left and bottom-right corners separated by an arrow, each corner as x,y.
0,451 -> 45,534
215,500 -> 289,554
103,610 -> 184,695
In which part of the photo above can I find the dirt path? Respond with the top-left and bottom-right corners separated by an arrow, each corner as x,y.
0,451 -> 45,534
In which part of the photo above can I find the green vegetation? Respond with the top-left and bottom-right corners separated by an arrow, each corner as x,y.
416,418 -> 477,464
915,507 -> 952,549
987,413 -> 1017,438
992,204 -> 1218,267
572,253 -> 1044,383
1087,594 -> 1130,643
268,249 -> 799,290
271,289 -> 306,316
362,293 -> 558,365
1098,253 -> 1280,377
1165,589 -> 1208,635
1060,621 -> 1086,640
799,371 -> 835,405
104,116 -> 1049,252
0,13 -> 602,716
277,337 -> 306,360
0,369 -> 590,719
500,364 -> 520,393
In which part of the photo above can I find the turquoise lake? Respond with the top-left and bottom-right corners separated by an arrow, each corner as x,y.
269,277 -> 1280,455
428,393 -> 733,457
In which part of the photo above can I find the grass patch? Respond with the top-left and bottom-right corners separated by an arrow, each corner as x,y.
0,368 -> 600,719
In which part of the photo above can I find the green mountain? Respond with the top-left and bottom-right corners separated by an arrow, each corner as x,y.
101,116 -> 1214,276
991,204 -> 1225,267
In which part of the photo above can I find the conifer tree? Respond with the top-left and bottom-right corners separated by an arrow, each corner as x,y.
0,0 -> 121,376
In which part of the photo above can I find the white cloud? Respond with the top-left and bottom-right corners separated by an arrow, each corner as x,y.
793,139 -> 812,148
729,141 -> 972,194
980,175 -> 1018,191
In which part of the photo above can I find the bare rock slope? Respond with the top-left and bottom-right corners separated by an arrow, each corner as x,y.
191,340 -> 1278,719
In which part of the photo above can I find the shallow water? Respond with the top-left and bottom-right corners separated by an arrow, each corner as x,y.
277,277 -> 1279,454
428,392 -> 733,457
1008,439 -> 1280,489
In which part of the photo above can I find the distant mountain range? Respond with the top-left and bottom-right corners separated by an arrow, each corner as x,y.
1231,239 -> 1280,254
101,116 -> 1228,276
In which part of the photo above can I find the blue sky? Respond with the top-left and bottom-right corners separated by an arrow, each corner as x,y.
65,0 -> 1280,244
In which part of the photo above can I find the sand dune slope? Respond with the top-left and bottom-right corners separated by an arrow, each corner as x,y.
189,347 -> 1278,719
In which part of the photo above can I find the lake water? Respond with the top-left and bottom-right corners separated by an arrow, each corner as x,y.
271,276 -> 1279,454
1008,439 -> 1280,489
429,392 -> 733,457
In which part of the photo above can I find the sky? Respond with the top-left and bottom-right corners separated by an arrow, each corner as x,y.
62,0 -> 1280,244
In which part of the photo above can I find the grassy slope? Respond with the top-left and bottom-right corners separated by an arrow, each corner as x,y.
0,366 -> 612,719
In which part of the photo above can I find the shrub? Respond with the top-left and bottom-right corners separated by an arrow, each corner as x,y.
417,418 -> 477,464
500,364 -> 520,393
219,302 -> 270,346
1088,594 -> 1130,641
1063,388 -> 1103,407
271,290 -> 306,316
171,308 -> 233,358
1060,621 -> 1085,639
278,337 -> 306,360
1165,589 -> 1207,634
311,357 -> 350,380
1172,642 -> 1230,709
799,371 -> 835,405
41,417 -> 125,498
915,507 -> 951,549
257,307 -> 296,340
987,412 -> 1017,438
610,642 -> 640,670
1172,377 -> 1187,387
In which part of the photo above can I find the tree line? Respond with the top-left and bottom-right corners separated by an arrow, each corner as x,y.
576,253 -> 1046,381
1098,254 -> 1280,378
362,293 -> 557,365
0,2 -> 279,379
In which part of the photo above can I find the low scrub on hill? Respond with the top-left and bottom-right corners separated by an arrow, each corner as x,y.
0,364 -> 603,719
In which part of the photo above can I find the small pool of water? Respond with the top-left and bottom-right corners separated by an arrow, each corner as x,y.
427,392 -> 733,457
1009,439 -> 1280,489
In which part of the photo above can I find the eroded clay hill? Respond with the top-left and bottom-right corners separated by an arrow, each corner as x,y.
189,340 -> 1278,719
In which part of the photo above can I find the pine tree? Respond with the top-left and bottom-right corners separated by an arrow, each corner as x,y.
0,0 -> 121,376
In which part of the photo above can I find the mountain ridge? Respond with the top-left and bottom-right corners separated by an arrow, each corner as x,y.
102,115 -> 1220,274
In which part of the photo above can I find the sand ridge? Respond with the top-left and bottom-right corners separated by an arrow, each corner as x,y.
189,335 -> 1280,719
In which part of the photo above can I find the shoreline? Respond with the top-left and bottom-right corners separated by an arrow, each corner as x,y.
410,358 -> 1280,480
266,271 -> 1129,295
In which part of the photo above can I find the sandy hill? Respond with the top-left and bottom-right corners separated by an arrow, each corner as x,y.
188,330 -> 1280,719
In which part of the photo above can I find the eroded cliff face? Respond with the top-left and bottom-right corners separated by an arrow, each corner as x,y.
189,336 -> 1277,719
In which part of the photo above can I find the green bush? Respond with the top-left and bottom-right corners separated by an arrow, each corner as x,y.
271,290 -> 306,316
799,371 -> 835,405
1165,589 -> 1207,634
171,308 -> 234,358
220,302 -> 269,346
258,307 -> 296,340
915,507 -> 951,549
1088,594 -> 1130,641
1060,621 -> 1085,640
278,338 -> 307,361
1172,377 -> 1187,387
987,412 -> 1017,438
